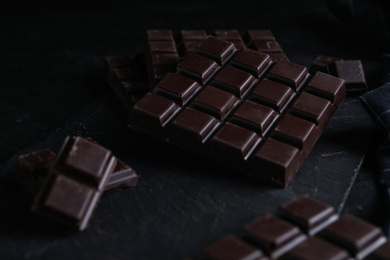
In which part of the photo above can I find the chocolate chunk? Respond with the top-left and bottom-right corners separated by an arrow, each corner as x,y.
195,36 -> 237,65
279,237 -> 351,260
177,53 -> 221,85
309,55 -> 342,74
328,60 -> 368,92
214,30 -> 245,49
128,37 -> 345,187
278,196 -> 338,236
320,215 -> 386,259
203,235 -> 264,260
243,214 -> 307,258
15,148 -> 139,195
229,49 -> 272,78
31,136 -> 117,230
153,73 -> 202,106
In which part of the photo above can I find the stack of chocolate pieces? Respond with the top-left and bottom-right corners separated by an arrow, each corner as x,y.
199,196 -> 389,260
127,35 -> 346,187
14,136 -> 140,230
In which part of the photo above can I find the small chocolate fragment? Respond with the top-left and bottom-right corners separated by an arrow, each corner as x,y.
242,214 -> 307,258
320,214 -> 386,259
278,196 -> 338,235
309,55 -> 342,74
203,235 -> 264,260
279,237 -> 351,260
15,149 -> 57,194
32,136 -> 117,230
328,60 -> 368,92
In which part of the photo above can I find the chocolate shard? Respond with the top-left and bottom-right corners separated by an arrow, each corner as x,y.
31,136 -> 117,230
328,60 -> 368,93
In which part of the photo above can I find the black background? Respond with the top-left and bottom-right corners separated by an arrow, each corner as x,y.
0,1 -> 387,259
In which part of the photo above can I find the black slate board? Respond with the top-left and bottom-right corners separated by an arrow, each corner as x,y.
0,0 -> 384,259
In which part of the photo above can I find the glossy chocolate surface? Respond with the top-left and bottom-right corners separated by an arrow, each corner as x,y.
32,136 -> 116,230
243,214 -> 307,258
128,38 -> 346,187
278,196 -> 338,235
328,60 -> 368,92
321,215 -> 386,259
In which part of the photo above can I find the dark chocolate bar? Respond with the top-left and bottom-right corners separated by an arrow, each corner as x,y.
32,136 -> 117,230
15,148 -> 139,194
196,196 -> 387,260
310,55 -> 368,93
128,36 -> 346,187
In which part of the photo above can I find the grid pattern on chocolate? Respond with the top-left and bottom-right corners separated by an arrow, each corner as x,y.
145,29 -> 289,88
198,196 -> 387,260
31,136 -> 117,230
128,36 -> 346,187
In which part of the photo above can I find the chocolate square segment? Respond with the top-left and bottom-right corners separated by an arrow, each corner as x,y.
328,60 -> 368,92
248,79 -> 294,112
169,107 -> 221,145
211,66 -> 257,98
230,49 -> 272,78
309,55 -> 342,73
214,30 -> 245,49
280,237 -> 351,260
230,100 -> 279,136
203,235 -> 264,260
288,92 -> 331,128
267,60 -> 309,90
177,53 -> 220,85
249,138 -> 300,186
189,86 -> 240,120
129,93 -> 181,131
306,72 -> 345,106
153,73 -> 201,105
63,138 -> 112,186
195,36 -> 237,65
43,174 -> 97,222
278,195 -> 338,235
321,215 -> 386,259
272,114 -> 317,152
209,123 -> 261,160
243,214 -> 307,259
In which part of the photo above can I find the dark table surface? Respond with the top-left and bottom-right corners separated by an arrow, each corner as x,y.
0,1 -> 387,259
